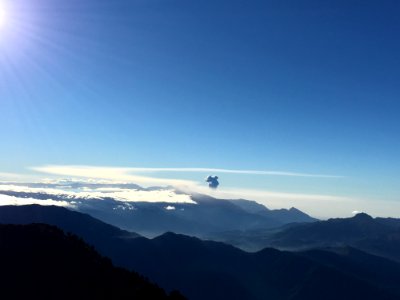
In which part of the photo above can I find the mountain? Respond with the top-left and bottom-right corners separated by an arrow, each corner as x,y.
0,223 -> 185,300
0,185 -> 317,237
231,199 -> 317,223
1,205 -> 399,300
268,213 -> 400,261
71,194 -> 316,236
209,213 -> 400,255
299,247 -> 400,296
118,232 -> 400,300
205,226 -> 290,251
0,204 -> 141,255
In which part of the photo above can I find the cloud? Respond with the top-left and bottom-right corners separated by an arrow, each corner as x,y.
1,165 -> 353,219
0,194 -> 72,207
1,179 -> 399,219
4,165 -> 392,219
31,165 -> 342,183
187,185 -> 350,203
31,165 -> 198,188
83,167 -> 342,178
0,183 -> 196,204
206,176 -> 219,189
143,168 -> 342,178
0,172 -> 43,182
178,185 -> 363,219
0,172 -> 19,178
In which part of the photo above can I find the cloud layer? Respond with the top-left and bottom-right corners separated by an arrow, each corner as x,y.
0,165 -> 396,218
0,178 -> 399,218
0,183 -> 195,205
0,194 -> 72,207
32,165 -> 342,180
124,167 -> 343,178
32,165 -> 197,187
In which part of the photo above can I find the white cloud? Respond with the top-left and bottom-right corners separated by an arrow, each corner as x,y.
0,184 -> 196,204
0,184 -> 103,200
208,187 -> 349,201
125,167 -> 343,178
0,172 -> 42,182
31,165 -> 198,187
105,189 -> 195,204
0,172 -> 20,179
33,165 -> 341,179
0,194 -> 72,207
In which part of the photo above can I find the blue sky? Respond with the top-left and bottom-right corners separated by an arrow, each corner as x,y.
0,0 -> 399,216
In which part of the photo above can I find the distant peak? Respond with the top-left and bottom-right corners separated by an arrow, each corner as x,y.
353,212 -> 373,220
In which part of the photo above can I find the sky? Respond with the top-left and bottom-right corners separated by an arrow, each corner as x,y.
0,0 -> 399,217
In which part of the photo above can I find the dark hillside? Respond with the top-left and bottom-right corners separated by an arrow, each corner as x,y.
0,223 -> 184,300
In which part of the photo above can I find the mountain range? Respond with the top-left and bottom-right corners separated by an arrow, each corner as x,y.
84,194 -> 317,236
0,185 -> 316,236
0,222 -> 184,300
268,212 -> 400,262
1,205 -> 400,300
207,213 -> 400,262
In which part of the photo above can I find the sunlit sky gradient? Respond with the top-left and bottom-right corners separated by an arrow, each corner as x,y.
1,0 -> 399,217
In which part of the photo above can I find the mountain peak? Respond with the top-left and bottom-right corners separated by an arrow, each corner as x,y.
353,212 -> 373,220
289,207 -> 301,212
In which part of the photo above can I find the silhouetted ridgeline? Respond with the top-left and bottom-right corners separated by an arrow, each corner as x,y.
208,212 -> 400,256
269,212 -> 400,261
0,223 -> 185,300
0,204 -> 141,259
1,205 -> 400,300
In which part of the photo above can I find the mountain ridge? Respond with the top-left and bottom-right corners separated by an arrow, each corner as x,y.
0,186 -> 317,236
0,205 -> 399,300
0,223 -> 185,300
